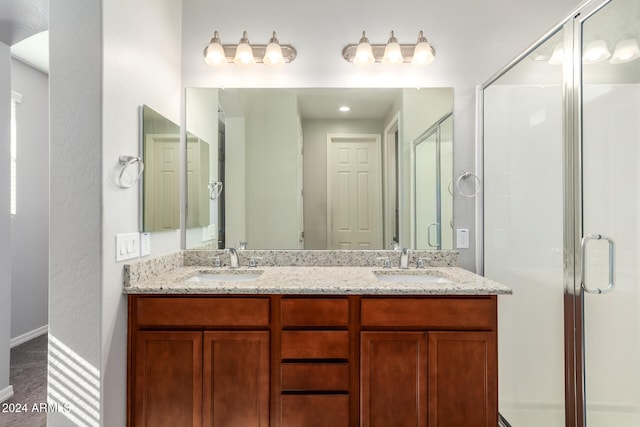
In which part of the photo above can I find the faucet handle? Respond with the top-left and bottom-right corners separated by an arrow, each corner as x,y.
416,257 -> 432,269
207,256 -> 221,268
238,241 -> 248,250
249,256 -> 263,268
376,256 -> 391,269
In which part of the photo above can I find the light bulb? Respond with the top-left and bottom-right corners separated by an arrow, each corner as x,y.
610,39 -> 640,64
382,31 -> 404,65
583,40 -> 610,64
234,31 -> 255,66
353,31 -> 375,66
203,31 -> 227,66
548,44 -> 564,65
411,31 -> 434,66
264,32 -> 284,67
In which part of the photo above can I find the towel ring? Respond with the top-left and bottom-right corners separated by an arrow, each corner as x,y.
117,155 -> 144,188
456,171 -> 481,198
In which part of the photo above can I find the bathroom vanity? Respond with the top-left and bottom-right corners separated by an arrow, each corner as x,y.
124,251 -> 510,427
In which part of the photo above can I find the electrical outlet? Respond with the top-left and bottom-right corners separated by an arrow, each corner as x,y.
116,232 -> 140,261
140,232 -> 151,256
456,228 -> 470,249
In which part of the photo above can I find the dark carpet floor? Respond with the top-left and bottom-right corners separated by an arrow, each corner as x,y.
0,334 -> 47,427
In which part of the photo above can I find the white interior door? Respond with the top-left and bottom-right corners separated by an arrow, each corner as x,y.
327,134 -> 382,249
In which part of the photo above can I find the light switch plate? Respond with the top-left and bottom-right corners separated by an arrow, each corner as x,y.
456,228 -> 470,249
115,232 -> 140,262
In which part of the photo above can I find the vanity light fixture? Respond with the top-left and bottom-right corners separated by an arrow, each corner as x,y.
610,38 -> 640,64
343,30 -> 436,66
203,30 -> 297,67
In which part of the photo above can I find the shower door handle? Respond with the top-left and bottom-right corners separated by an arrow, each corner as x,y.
427,222 -> 439,248
581,234 -> 615,294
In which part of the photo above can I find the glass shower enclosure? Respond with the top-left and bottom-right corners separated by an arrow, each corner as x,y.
482,0 -> 640,425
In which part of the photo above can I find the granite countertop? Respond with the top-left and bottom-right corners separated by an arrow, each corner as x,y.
123,265 -> 512,296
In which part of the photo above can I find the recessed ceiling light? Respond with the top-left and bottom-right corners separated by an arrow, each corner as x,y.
339,106 -> 351,112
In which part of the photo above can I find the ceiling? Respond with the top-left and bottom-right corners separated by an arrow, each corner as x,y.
0,0 -> 47,45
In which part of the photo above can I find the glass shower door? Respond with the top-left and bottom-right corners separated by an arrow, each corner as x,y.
579,0 -> 640,424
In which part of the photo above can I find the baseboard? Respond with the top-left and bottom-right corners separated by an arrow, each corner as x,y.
0,385 -> 14,403
10,325 -> 48,348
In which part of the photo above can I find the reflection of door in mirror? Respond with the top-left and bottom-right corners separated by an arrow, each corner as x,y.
327,134 -> 382,249
140,105 -> 181,233
413,112 -> 453,250
144,134 -> 180,230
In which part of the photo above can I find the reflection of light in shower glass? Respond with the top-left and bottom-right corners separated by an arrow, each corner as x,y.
48,335 -> 101,426
548,44 -> 564,65
610,39 -> 640,63
583,40 -> 611,64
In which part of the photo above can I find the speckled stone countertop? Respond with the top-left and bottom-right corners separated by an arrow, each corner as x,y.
123,250 -> 511,296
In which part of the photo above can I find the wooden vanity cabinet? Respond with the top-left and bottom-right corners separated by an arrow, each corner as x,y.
128,294 -> 497,427
128,296 -> 271,427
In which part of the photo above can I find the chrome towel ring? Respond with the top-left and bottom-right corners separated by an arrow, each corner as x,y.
455,171 -> 481,198
117,155 -> 144,188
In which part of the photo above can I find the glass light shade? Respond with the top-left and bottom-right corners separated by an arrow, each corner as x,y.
583,40 -> 611,64
354,41 -> 375,66
548,44 -> 564,65
234,42 -> 255,66
610,39 -> 640,64
383,42 -> 404,65
204,42 -> 227,66
412,41 -> 434,66
264,42 -> 284,66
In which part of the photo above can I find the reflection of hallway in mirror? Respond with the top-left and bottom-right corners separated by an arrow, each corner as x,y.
327,134 -> 382,249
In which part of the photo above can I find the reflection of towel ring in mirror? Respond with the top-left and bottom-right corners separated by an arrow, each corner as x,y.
447,178 -> 454,196
117,155 -> 144,188
209,181 -> 223,200
456,171 -> 481,198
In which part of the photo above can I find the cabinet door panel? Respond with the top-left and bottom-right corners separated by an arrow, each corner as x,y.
134,331 -> 202,427
428,332 -> 497,427
361,332 -> 428,427
203,331 -> 270,427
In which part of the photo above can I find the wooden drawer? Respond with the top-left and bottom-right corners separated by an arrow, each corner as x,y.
134,297 -> 270,327
281,331 -> 350,359
360,297 -> 497,330
281,395 -> 349,427
281,363 -> 349,391
281,298 -> 349,327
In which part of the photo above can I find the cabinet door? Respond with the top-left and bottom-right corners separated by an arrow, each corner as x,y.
203,331 -> 270,427
134,331 -> 203,427
361,332 -> 428,427
428,332 -> 497,427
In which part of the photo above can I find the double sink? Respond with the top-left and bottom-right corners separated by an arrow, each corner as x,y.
187,268 -> 454,284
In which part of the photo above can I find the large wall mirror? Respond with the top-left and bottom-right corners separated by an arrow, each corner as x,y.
184,88 -> 454,250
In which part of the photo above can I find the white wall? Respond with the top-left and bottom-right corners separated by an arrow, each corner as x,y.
0,42 -> 13,404
244,90 -> 300,249
181,0 -> 585,270
102,1 -> 182,426
10,58 -> 48,342
48,1 -> 102,424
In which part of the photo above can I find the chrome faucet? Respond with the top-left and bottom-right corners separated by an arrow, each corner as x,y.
399,248 -> 411,269
226,247 -> 239,268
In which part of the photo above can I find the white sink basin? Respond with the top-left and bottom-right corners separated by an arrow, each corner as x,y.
187,270 -> 263,283
374,271 -> 453,284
